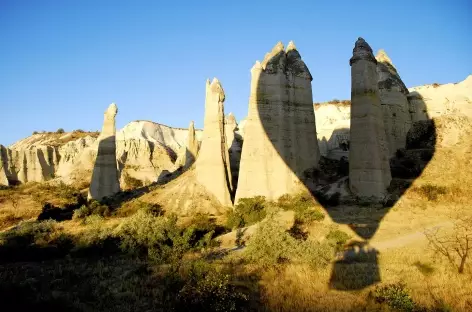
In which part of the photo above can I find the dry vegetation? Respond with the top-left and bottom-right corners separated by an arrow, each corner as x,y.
1,126 -> 472,311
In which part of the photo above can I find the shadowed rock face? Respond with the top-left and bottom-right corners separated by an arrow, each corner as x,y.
376,49 -> 412,155
195,79 -> 233,207
349,38 -> 391,199
235,41 -> 320,203
88,103 -> 120,200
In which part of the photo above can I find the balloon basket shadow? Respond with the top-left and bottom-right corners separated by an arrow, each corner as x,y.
329,241 -> 381,291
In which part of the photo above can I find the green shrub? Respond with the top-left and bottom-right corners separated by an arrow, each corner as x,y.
116,199 -> 162,217
0,220 -> 58,247
243,216 -> 332,268
326,229 -> 350,252
56,128 -> 65,134
116,211 -> 194,264
73,201 -> 111,219
413,184 -> 447,201
277,193 -> 325,224
226,196 -> 267,229
372,282 -> 416,312
175,260 -> 249,311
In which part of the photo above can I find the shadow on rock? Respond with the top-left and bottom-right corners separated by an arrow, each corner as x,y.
253,44 -> 436,290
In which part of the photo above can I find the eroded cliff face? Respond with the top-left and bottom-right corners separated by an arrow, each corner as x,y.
314,75 -> 472,159
1,120 -> 204,187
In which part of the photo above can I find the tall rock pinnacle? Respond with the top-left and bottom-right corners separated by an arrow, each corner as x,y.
175,120 -> 200,169
235,41 -> 320,203
195,78 -> 233,207
88,103 -> 120,200
0,145 -> 9,186
375,49 -> 412,155
349,38 -> 391,200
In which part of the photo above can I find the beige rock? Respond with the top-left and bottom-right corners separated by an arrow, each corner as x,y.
0,145 -> 9,186
235,41 -> 320,202
376,49 -> 412,155
349,38 -> 391,199
88,103 -> 121,200
195,78 -> 233,206
175,121 -> 200,169
314,102 -> 351,160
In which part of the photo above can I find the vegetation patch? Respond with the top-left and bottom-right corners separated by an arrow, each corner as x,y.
226,196 -> 268,229
371,282 -> 416,312
412,183 -> 447,201
243,215 -> 332,268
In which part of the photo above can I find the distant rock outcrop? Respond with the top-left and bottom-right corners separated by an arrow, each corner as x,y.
195,78 -> 233,207
88,103 -> 121,200
175,121 -> 200,170
349,38 -> 391,199
376,49 -> 412,155
235,41 -> 320,202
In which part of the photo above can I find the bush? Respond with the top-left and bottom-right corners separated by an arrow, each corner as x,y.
116,211 -> 195,264
56,128 -> 65,134
32,131 -> 38,135
243,215 -> 332,268
0,220 -> 58,248
413,184 -> 447,201
226,196 -> 267,229
372,282 -> 416,312
175,260 -> 249,311
326,229 -> 350,252
277,193 -> 325,224
73,201 -> 111,219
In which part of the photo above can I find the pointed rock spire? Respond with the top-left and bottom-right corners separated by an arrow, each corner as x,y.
88,103 -> 121,200
286,40 -> 297,52
196,78 -> 233,206
235,41 -> 320,203
350,37 -> 377,65
349,37 -> 391,200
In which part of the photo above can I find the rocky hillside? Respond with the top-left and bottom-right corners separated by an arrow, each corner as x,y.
0,121 -> 204,187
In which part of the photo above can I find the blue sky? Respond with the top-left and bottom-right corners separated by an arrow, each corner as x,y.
1,0 -> 471,146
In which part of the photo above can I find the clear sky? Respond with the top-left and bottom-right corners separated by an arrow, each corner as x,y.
1,0 -> 471,146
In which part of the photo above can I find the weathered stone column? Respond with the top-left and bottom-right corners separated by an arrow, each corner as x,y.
235,41 -> 320,203
88,103 -> 120,200
195,79 -> 233,207
0,145 -> 9,186
175,120 -> 200,169
376,49 -> 412,155
349,38 -> 391,199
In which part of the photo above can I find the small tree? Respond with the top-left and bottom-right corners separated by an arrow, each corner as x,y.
56,128 -> 65,134
424,215 -> 472,273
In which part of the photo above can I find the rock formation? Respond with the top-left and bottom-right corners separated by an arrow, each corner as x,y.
0,145 -> 9,186
235,41 -> 320,202
175,121 -> 200,169
225,113 -> 243,188
314,102 -> 351,159
408,75 -> 472,121
195,78 -> 233,206
349,38 -> 391,199
376,49 -> 412,155
88,103 -> 120,200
